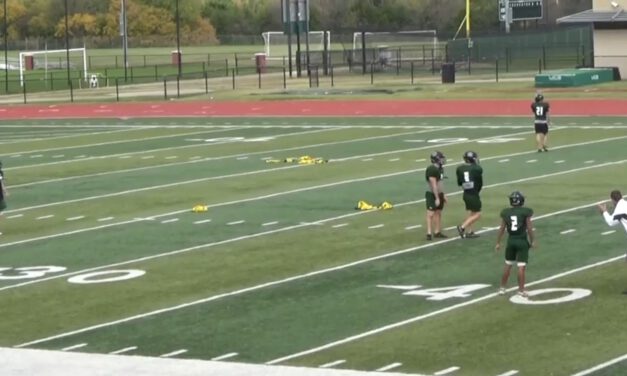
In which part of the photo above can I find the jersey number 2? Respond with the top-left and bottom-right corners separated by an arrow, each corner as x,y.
510,215 -> 519,231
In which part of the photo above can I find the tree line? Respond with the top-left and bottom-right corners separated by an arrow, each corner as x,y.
0,0 -> 591,44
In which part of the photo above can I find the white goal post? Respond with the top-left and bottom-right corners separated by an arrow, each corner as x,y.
352,30 -> 438,51
262,31 -> 331,57
19,48 -> 88,87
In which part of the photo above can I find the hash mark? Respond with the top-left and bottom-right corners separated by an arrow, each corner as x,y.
109,346 -> 137,355
375,362 -> 402,372
160,349 -> 187,358
319,359 -> 346,368
62,343 -> 87,351
211,352 -> 239,361
435,366 -> 460,375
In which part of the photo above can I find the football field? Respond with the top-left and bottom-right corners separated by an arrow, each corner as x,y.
1,116 -> 626,376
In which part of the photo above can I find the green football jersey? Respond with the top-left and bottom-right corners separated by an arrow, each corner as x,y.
456,164 -> 483,194
425,164 -> 443,193
500,206 -> 534,238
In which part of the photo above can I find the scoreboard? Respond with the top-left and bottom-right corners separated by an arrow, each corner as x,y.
499,0 -> 543,21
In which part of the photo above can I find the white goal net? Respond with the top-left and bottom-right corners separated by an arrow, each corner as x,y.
262,31 -> 331,58
19,48 -> 88,86
352,30 -> 440,64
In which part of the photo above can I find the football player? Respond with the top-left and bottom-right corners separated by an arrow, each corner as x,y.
532,92 -> 550,152
425,151 -> 448,240
495,191 -> 535,298
455,151 -> 483,238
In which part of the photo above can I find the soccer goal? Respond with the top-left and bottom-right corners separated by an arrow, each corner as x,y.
262,31 -> 331,58
352,30 -> 440,65
19,47 -> 88,87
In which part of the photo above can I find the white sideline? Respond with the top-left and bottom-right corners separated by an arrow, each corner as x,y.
0,348 -> 415,376
14,194 -> 623,349
571,353 -> 627,376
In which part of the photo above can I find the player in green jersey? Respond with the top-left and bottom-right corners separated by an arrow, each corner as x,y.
455,151 -> 483,239
425,151 -> 448,240
495,191 -> 535,298
532,92 -> 550,152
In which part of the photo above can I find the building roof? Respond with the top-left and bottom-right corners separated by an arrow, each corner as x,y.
557,9 -> 627,23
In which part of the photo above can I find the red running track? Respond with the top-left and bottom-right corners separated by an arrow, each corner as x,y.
1,100 -> 627,119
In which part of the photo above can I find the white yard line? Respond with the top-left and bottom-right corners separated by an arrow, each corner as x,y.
601,230 -> 616,235
368,224 -> 384,229
265,254 -> 625,365
571,353 -> 627,376
2,128 -> 240,157
2,159 -> 625,298
404,225 -> 422,230
262,221 -> 279,226
14,198 -> 620,349
7,127 -> 433,189
193,219 -> 212,225
66,216 -> 85,221
4,127 -> 599,213
560,229 -> 576,234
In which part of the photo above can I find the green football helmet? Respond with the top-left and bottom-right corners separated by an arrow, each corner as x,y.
463,150 -> 478,164
509,191 -> 525,206
430,151 -> 446,166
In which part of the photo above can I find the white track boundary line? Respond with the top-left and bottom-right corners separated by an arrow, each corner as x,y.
14,196 -> 620,349
571,353 -> 627,376
266,254 -> 625,365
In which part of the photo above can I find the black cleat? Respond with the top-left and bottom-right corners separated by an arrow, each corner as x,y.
543,147 -> 549,152
426,234 -> 433,241
466,232 -> 480,238
537,149 -> 543,153
456,225 -> 465,238
434,232 -> 448,239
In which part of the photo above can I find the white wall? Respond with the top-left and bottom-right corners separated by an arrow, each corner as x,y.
592,0 -> 627,11
594,29 -> 627,76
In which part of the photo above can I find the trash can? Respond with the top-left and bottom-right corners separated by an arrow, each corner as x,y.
441,62 -> 455,84
24,54 -> 34,70
254,53 -> 267,74
171,50 -> 182,67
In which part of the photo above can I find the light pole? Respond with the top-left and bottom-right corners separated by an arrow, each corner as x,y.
4,0 -> 8,93
121,0 -> 128,82
175,0 -> 181,97
64,0 -> 73,101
